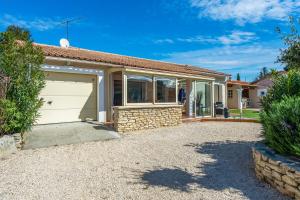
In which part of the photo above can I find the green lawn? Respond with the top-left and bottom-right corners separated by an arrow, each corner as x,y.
229,109 -> 260,120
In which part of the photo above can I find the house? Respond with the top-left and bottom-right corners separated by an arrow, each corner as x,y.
227,80 -> 258,109
36,43 -> 229,132
250,71 -> 285,108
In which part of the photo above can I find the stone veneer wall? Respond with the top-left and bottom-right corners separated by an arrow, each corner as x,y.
113,105 -> 182,132
253,143 -> 300,199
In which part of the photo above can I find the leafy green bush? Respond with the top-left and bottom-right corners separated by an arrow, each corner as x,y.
261,69 -> 300,113
260,96 -> 300,156
0,26 -> 45,135
260,69 -> 300,156
0,99 -> 22,136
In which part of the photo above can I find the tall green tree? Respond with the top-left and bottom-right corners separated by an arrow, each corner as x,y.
236,73 -> 241,81
0,26 -> 45,134
6,25 -> 32,41
277,17 -> 300,71
255,67 -> 270,81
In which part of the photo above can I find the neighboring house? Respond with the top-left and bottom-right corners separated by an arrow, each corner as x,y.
250,71 -> 285,108
227,80 -> 258,109
35,43 -> 229,132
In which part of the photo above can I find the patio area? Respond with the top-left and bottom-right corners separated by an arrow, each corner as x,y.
0,122 -> 288,200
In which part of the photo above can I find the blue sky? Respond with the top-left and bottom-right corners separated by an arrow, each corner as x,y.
1,0 -> 300,81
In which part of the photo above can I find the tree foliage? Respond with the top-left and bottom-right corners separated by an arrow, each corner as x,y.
0,26 -> 45,135
260,70 -> 300,113
255,67 -> 269,81
277,17 -> 300,71
236,73 -> 241,81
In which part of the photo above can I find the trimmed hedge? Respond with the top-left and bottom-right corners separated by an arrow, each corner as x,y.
260,70 -> 300,156
260,97 -> 300,157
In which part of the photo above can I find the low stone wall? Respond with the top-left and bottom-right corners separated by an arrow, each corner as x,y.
113,105 -> 182,132
253,143 -> 300,199
12,133 -> 22,149
0,133 -> 22,158
0,135 -> 17,158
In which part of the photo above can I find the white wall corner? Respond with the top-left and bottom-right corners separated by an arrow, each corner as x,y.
97,72 -> 106,123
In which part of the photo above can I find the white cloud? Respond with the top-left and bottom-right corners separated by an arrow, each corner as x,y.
0,14 -> 61,31
189,0 -> 300,25
177,35 -> 219,43
155,31 -> 257,45
153,38 -> 174,44
161,43 -> 283,81
218,31 -> 257,45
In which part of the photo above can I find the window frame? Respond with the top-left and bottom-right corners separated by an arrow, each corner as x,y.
257,89 -> 267,97
126,73 -> 154,105
124,72 -> 178,105
228,90 -> 233,98
154,76 -> 177,104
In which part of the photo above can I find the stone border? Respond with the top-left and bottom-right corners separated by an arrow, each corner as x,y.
12,133 -> 22,149
0,133 -> 22,158
253,143 -> 300,199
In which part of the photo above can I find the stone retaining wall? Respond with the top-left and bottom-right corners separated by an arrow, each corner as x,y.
0,135 -> 17,158
12,133 -> 22,149
253,143 -> 300,199
0,133 -> 22,158
113,105 -> 182,132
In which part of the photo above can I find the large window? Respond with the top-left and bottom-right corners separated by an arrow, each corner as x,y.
127,74 -> 153,103
155,77 -> 176,103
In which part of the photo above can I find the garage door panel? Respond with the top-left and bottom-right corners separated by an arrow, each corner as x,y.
38,108 -> 96,124
45,72 -> 95,82
40,95 -> 97,110
37,72 -> 97,124
39,81 -> 96,96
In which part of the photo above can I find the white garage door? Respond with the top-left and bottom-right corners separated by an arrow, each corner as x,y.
37,72 -> 97,124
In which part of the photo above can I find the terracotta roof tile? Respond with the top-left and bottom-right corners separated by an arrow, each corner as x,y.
36,43 -> 229,77
227,80 -> 257,87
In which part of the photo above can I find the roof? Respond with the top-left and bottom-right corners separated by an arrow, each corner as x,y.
251,71 -> 286,84
36,43 -> 229,77
227,80 -> 257,87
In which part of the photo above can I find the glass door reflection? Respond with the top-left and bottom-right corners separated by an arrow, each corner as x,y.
194,81 -> 212,117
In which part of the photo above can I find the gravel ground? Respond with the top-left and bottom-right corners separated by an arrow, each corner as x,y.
0,122 -> 289,200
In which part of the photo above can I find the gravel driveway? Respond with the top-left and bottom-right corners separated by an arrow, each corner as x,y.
0,122 -> 289,200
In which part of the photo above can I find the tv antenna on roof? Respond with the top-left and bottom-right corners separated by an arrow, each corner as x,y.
61,17 -> 83,41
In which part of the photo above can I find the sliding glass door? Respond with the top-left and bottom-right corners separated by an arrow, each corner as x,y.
194,81 -> 212,117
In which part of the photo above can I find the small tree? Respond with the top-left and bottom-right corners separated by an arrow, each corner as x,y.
276,17 -> 300,71
0,26 -> 45,135
254,67 -> 270,81
236,73 -> 241,81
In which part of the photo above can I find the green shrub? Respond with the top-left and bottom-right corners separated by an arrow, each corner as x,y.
261,69 -> 300,113
260,96 -> 300,156
0,26 -> 45,134
0,99 -> 22,136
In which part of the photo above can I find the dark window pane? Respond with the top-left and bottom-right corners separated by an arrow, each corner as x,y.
155,77 -> 176,103
127,74 -> 153,103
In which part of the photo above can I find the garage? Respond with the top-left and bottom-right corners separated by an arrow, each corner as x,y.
37,72 -> 97,124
